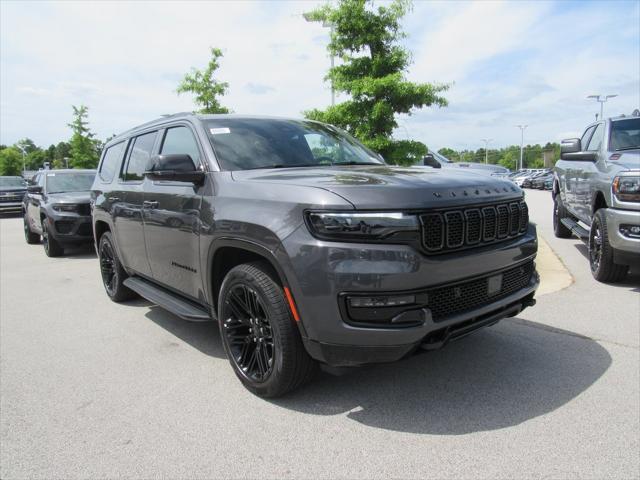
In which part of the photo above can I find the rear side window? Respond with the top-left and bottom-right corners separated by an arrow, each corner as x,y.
99,141 -> 126,182
124,131 -> 157,181
161,126 -> 201,164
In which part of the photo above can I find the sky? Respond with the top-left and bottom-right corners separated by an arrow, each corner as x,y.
1,0 -> 639,153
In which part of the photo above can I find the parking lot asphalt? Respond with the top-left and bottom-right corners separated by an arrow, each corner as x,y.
1,189 -> 639,479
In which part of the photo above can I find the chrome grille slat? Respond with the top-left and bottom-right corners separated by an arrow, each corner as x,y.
420,200 -> 528,254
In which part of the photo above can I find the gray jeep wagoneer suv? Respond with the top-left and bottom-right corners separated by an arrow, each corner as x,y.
92,114 -> 539,397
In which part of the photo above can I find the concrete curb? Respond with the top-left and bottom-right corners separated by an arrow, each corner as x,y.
536,234 -> 574,296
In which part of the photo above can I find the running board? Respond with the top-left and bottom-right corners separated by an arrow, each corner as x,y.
123,277 -> 211,322
561,218 -> 589,243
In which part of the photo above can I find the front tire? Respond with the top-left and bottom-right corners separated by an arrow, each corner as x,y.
218,262 -> 317,398
98,231 -> 137,302
589,209 -> 628,283
42,220 -> 64,257
553,194 -> 572,238
23,214 -> 40,244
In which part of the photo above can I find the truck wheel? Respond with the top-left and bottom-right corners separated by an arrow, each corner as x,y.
589,209 -> 628,283
218,262 -> 317,398
23,214 -> 40,244
42,220 -> 64,257
98,231 -> 137,302
553,194 -> 572,238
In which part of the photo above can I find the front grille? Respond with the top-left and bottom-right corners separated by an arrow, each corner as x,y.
420,200 -> 528,254
55,221 -> 74,234
0,194 -> 23,203
77,222 -> 92,236
77,204 -> 91,216
427,261 -> 534,322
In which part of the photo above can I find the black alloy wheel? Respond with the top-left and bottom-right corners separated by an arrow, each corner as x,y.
222,284 -> 275,382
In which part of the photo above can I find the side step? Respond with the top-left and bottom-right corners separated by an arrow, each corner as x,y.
561,218 -> 589,243
124,277 -> 212,322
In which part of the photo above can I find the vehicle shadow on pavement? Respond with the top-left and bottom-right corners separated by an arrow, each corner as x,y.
573,244 -> 640,290
273,318 -> 612,435
61,244 -> 97,259
143,305 -> 225,358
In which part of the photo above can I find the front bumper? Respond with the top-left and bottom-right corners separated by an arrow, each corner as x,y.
46,213 -> 94,243
281,223 -> 538,366
603,208 -> 640,266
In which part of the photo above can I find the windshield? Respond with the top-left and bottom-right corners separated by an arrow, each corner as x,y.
45,172 -> 95,194
205,118 -> 384,170
0,177 -> 26,187
431,150 -> 452,163
610,118 -> 640,151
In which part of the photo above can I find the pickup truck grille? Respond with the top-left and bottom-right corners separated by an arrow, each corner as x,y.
420,200 -> 528,254
0,193 -> 23,203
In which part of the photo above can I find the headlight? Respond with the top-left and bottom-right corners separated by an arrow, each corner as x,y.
306,211 -> 419,241
52,204 -> 79,212
612,176 -> 640,202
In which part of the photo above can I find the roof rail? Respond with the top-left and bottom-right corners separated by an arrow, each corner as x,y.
118,112 -> 194,136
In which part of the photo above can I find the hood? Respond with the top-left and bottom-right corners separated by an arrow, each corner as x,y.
232,165 -> 523,210
443,162 -> 508,174
46,191 -> 92,204
611,149 -> 640,171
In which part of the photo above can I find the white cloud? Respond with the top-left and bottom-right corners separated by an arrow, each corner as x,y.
1,0 -> 639,154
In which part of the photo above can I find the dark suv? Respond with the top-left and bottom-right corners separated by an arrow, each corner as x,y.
23,169 -> 96,256
92,114 -> 539,397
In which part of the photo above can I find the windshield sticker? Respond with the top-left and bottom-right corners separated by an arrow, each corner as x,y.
210,127 -> 230,135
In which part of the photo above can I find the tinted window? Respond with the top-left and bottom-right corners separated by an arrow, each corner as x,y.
586,123 -> 604,151
99,141 -> 126,182
161,126 -> 201,163
124,131 -> 157,181
205,119 -> 382,171
45,172 -> 96,194
610,118 -> 640,151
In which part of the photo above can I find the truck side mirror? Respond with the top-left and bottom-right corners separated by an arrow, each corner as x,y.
560,138 -> 596,161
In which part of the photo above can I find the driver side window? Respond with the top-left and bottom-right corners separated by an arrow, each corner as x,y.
581,126 -> 596,150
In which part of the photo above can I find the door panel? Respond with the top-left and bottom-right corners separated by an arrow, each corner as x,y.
112,131 -> 157,276
143,125 -> 205,301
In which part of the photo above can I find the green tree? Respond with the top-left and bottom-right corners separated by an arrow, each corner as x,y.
177,47 -> 230,114
0,147 -> 23,176
303,0 -> 449,165
67,105 -> 99,169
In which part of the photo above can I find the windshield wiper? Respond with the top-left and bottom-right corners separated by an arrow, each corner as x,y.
615,146 -> 639,151
246,163 -> 316,170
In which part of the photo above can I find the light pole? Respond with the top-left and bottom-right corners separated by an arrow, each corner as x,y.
16,145 -> 27,175
303,14 -> 335,106
480,138 -> 493,164
515,125 -> 528,171
587,94 -> 617,120
64,157 -> 69,168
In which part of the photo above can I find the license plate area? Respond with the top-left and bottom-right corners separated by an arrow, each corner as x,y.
487,274 -> 503,296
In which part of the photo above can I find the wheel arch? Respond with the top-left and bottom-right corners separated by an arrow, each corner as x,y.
591,190 -> 608,214
206,238 -> 307,335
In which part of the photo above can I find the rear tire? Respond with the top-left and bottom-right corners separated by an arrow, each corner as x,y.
553,194 -> 572,238
98,231 -> 137,302
23,214 -> 40,244
589,209 -> 628,283
42,220 -> 64,257
218,262 -> 317,397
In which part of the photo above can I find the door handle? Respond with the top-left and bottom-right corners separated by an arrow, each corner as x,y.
143,200 -> 159,209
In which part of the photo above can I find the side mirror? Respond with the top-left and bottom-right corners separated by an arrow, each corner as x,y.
560,138 -> 596,161
145,154 -> 205,184
27,185 -> 42,194
423,154 -> 441,168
